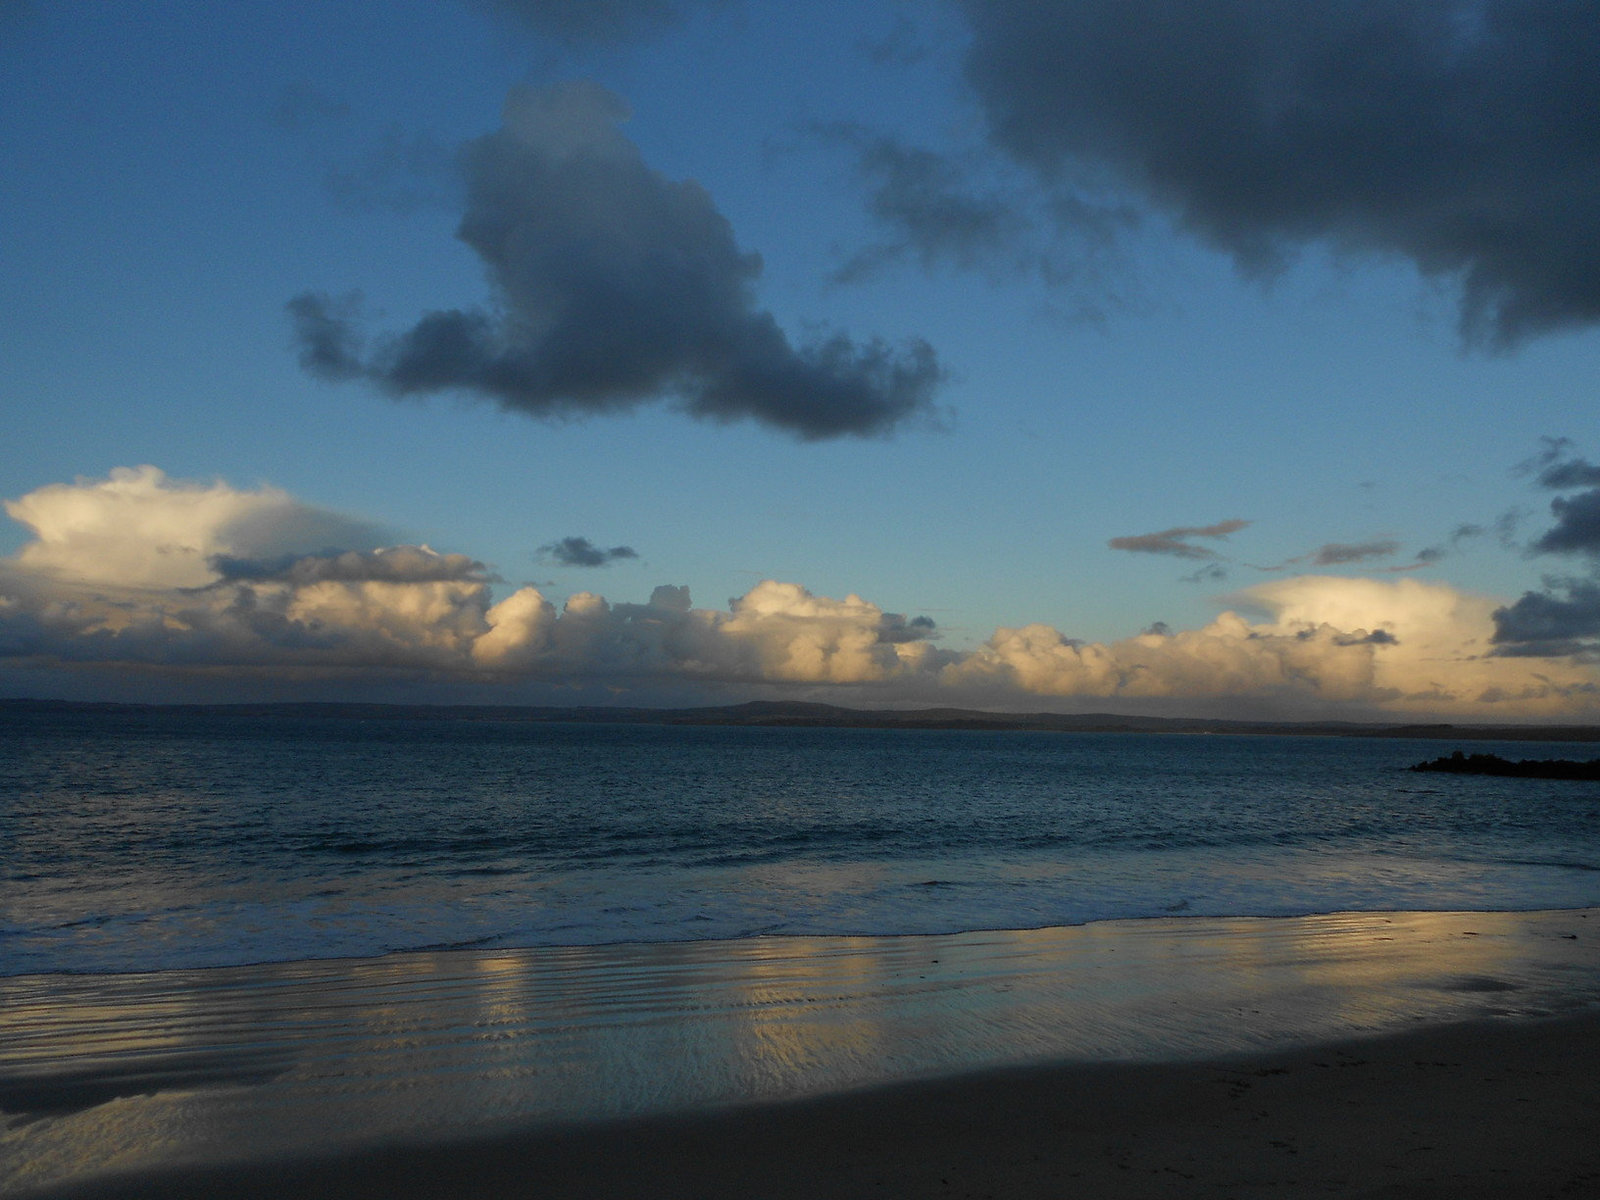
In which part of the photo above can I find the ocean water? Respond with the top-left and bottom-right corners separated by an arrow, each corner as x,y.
5,706 -> 1599,978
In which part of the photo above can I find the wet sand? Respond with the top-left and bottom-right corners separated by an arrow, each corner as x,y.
24,1011 -> 1600,1199
6,910 -> 1600,1198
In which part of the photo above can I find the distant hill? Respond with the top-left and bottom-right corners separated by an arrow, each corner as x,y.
5,697 -> 1600,741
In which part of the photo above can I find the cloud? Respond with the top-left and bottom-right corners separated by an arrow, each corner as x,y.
539,536 -> 639,568
958,0 -> 1600,345
1416,512 -> 1523,564
291,82 -> 942,440
208,547 -> 493,587
470,579 -> 951,685
1493,579 -> 1600,658
1108,519 -> 1249,559
939,574 -> 1597,717
1490,441 -> 1600,653
5,470 -> 1598,718
466,0 -> 717,44
1180,564 -> 1230,585
1415,523 -> 1481,564
1307,540 -> 1399,566
1533,489 -> 1600,556
1514,442 -> 1600,556
1517,437 -> 1600,491
819,125 -> 1030,282
1539,461 -> 1600,491
818,123 -> 1137,297
1,466 -> 387,590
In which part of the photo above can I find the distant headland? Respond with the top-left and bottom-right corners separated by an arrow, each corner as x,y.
5,697 -> 1600,742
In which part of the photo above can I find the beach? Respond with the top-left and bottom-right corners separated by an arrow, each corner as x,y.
7,909 -> 1600,1198
26,1012 -> 1600,1199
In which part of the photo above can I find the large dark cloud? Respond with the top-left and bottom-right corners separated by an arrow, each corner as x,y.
291,83 -> 940,440
958,0 -> 1600,345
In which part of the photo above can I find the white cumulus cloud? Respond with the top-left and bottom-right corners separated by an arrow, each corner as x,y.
2,468 -> 1597,718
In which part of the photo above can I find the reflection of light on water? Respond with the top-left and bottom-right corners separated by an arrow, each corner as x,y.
3,908 -> 1598,1194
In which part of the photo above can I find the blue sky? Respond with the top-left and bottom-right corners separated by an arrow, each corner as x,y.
4,0 -> 1600,718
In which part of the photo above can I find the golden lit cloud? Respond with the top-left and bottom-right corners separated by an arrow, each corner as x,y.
2,469 -> 1596,719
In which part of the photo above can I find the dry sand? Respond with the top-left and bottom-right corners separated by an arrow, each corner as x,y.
26,1009 -> 1600,1200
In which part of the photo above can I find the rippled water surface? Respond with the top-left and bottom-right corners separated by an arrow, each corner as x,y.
4,707 -> 1600,974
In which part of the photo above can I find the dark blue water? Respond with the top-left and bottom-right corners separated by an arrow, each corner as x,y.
4,707 -> 1599,974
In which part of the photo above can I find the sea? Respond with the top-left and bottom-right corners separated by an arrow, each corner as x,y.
7,704 -> 1600,1191
5,704 -> 1599,978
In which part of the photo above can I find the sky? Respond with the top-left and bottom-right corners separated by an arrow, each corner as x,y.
3,0 -> 1600,720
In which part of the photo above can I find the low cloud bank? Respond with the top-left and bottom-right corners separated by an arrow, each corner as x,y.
3,469 -> 1596,718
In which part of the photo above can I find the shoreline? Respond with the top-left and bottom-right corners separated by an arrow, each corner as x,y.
8,899 -> 1600,982
20,1011 -> 1600,1198
5,908 -> 1600,1196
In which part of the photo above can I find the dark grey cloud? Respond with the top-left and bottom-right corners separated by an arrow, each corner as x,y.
1333,628 -> 1398,646
1521,438 -> 1600,556
1492,440 -> 1600,655
208,547 -> 493,587
288,291 -> 366,381
958,0 -> 1600,345
539,536 -> 639,568
1510,439 -> 1600,552
291,83 -> 941,440
467,0 -> 716,44
1493,579 -> 1600,657
877,613 -> 939,644
1308,540 -> 1399,566
1520,439 -> 1600,491
1533,489 -> 1600,556
1539,460 -> 1600,491
1109,519 -> 1250,559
